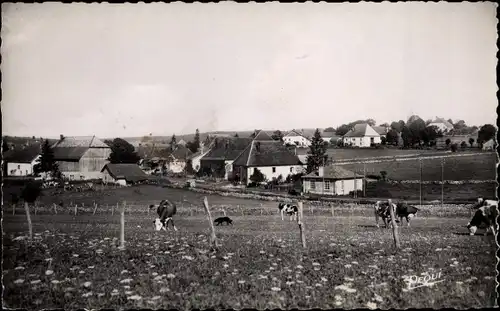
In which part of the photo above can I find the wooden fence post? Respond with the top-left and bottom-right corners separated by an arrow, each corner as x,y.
297,202 -> 307,249
74,204 -> 77,216
24,202 -> 33,242
388,199 -> 400,249
331,204 -> 334,217
202,197 -> 218,249
260,203 -> 264,216
120,201 -> 126,249
93,202 -> 98,215
12,203 -> 16,215
53,203 -> 57,215
239,205 -> 244,216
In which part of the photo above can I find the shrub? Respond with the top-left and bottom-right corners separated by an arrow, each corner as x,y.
451,143 -> 458,152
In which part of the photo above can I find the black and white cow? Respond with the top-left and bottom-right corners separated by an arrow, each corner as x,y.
395,203 -> 420,227
150,199 -> 178,231
467,204 -> 498,236
473,198 -> 498,210
278,203 -> 298,221
374,201 -> 399,228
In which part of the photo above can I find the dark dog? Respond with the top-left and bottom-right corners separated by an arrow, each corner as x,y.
214,216 -> 233,226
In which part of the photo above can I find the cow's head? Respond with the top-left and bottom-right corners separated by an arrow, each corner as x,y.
467,209 -> 486,235
153,218 -> 164,231
149,204 -> 156,210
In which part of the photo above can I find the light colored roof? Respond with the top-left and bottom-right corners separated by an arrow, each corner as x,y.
429,117 -> 454,129
232,140 -> 303,167
343,123 -> 380,138
284,129 -> 311,140
52,136 -> 110,148
372,126 -> 388,135
303,165 -> 358,179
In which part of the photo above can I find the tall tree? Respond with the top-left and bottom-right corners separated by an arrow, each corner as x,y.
386,129 -> 399,145
420,125 -> 440,146
324,127 -> 336,132
170,134 -> 177,150
477,124 -> 496,144
306,129 -> 328,174
34,139 -> 61,178
108,138 -> 141,164
271,130 -> 284,142
193,129 -> 200,151
234,133 -> 239,138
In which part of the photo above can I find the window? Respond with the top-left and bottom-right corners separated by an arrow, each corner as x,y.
272,167 -> 276,173
324,180 -> 331,191
311,181 -> 316,190
290,167 -> 294,173
341,180 -> 345,193
70,175 -> 74,180
253,168 -> 257,173
17,165 -> 21,169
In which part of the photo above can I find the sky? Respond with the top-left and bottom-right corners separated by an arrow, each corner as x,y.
2,2 -> 498,138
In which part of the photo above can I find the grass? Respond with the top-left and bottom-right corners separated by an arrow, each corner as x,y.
337,152 -> 496,181
2,186 -> 498,310
325,148 -> 447,161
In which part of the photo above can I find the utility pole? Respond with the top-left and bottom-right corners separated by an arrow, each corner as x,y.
363,162 -> 366,197
441,157 -> 444,207
419,158 -> 422,206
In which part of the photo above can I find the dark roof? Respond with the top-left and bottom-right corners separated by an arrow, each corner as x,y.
52,136 -> 110,148
303,165 -> 357,180
167,146 -> 193,160
202,137 -> 253,161
343,123 -> 380,138
232,140 -> 303,167
101,163 -> 149,182
3,144 -> 41,163
372,126 -> 388,136
52,147 -> 89,161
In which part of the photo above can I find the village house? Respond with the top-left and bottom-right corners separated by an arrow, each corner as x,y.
3,143 -> 42,176
51,135 -> 111,180
232,140 -> 305,185
428,117 -> 454,133
187,142 -> 212,172
283,129 -> 312,147
164,146 -> 193,174
342,123 -> 381,147
101,163 -> 149,186
372,126 -> 389,139
321,131 -> 342,145
482,138 -> 496,151
302,165 -> 364,196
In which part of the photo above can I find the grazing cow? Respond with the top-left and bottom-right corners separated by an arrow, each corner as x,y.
278,203 -> 298,221
374,201 -> 399,228
467,204 -> 498,236
473,198 -> 498,210
214,216 -> 233,226
150,199 -> 178,231
395,203 -> 420,227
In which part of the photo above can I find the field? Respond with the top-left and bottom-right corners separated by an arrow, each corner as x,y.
336,152 -> 496,181
2,185 -> 498,310
324,148 -> 448,161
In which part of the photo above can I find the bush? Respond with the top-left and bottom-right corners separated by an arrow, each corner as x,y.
451,143 -> 458,152
21,181 -> 42,203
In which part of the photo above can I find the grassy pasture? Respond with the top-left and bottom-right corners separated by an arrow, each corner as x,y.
2,186 -> 497,310
337,152 -> 496,181
325,148 -> 447,161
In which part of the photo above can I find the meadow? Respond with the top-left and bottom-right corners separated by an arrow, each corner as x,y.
335,152 -> 496,181
324,148 -> 447,161
2,185 -> 498,310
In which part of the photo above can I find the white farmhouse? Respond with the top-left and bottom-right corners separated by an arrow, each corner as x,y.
302,165 -> 364,196
428,117 -> 454,133
3,144 -> 41,176
232,140 -> 305,185
342,123 -> 381,147
283,130 -> 312,147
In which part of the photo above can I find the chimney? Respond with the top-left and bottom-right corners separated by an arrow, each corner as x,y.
60,134 -> 64,141
318,166 -> 324,177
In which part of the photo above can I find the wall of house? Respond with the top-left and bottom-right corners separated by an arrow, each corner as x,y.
429,123 -> 451,133
167,159 -> 186,174
7,162 -> 34,176
302,178 -> 364,196
101,169 -> 128,186
283,135 -> 311,147
243,165 -> 305,185
343,136 -> 381,147
200,159 -> 226,177
58,147 -> 111,180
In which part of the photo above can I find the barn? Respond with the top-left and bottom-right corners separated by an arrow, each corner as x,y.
51,136 -> 111,180
101,163 -> 149,186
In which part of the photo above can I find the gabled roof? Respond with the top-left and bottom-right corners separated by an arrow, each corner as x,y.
429,117 -> 454,129
52,136 -> 110,148
284,129 -> 312,141
253,130 -> 275,141
343,123 -> 380,138
303,165 -> 357,180
372,126 -> 388,136
52,147 -> 89,161
101,163 -> 149,182
166,146 -> 193,160
321,131 -> 340,139
202,137 -> 253,161
232,140 -> 303,167
3,144 -> 41,163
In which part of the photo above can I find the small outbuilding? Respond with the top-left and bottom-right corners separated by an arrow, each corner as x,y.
101,163 -> 149,186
